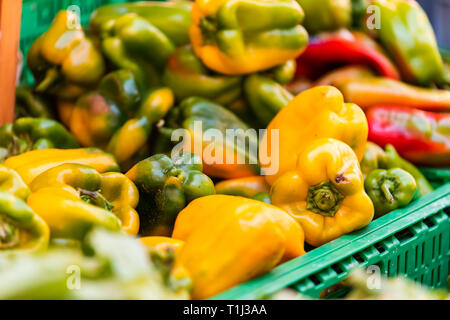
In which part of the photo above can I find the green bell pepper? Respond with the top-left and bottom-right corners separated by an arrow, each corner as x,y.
100,13 -> 177,88
0,118 -> 79,162
15,87 -> 54,119
163,97 -> 260,179
365,168 -> 417,217
90,0 -> 192,46
244,74 -> 294,127
372,0 -> 443,85
0,191 -> 49,252
27,11 -> 105,99
384,144 -> 434,197
297,0 -> 351,34
162,45 -> 242,106
97,69 -> 142,116
269,59 -> 297,85
126,152 -> 215,236
360,142 -> 388,179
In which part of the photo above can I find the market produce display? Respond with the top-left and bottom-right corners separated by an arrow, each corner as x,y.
0,0 -> 449,300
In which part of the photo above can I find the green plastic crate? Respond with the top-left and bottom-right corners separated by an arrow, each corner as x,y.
215,183 -> 450,299
421,168 -> 450,189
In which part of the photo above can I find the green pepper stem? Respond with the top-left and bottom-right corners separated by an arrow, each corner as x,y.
0,217 -> 20,249
306,180 -> 345,217
36,68 -> 60,92
78,189 -> 114,212
380,182 -> 395,204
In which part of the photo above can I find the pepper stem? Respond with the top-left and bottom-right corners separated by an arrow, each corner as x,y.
36,68 -> 60,92
199,17 -> 217,45
380,181 -> 395,204
78,189 -> 114,212
0,217 -> 20,249
306,181 -> 345,217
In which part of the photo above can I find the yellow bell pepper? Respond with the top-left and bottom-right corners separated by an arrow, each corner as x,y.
271,138 -> 374,247
4,148 -> 120,185
189,0 -> 308,75
28,163 -> 139,235
172,194 -> 305,299
260,86 -> 368,185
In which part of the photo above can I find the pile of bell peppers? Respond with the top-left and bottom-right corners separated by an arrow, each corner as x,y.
1,0 -> 449,300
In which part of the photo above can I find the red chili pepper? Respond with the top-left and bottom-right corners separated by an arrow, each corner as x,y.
296,30 -> 400,80
367,105 -> 450,166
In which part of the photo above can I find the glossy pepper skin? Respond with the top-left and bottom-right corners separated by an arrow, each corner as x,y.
0,191 -> 49,253
126,152 -> 216,236
260,86 -> 368,186
163,97 -> 260,179
100,13 -> 176,88
297,0 -> 351,34
244,74 -> 294,127
372,0 -> 443,85
27,11 -> 105,99
107,87 -> 175,165
0,165 -> 30,201
189,0 -> 308,75
29,164 -> 139,235
0,118 -> 79,162
365,168 -> 417,217
4,148 -> 120,185
367,106 -> 450,167
15,87 -> 54,119
90,0 -> 192,47
338,77 -> 450,111
360,142 -> 387,179
271,138 -> 374,247
172,194 -> 305,299
163,45 -> 242,106
384,144 -> 433,197
296,30 -> 400,80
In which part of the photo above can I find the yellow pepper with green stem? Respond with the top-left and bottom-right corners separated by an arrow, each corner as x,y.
271,138 -> 374,247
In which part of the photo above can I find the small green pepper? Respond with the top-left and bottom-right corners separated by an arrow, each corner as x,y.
0,118 -> 80,162
15,87 -> 54,119
365,168 -> 417,217
384,144 -> 433,197
244,74 -> 293,127
360,142 -> 388,179
162,45 -> 242,106
126,152 -> 216,236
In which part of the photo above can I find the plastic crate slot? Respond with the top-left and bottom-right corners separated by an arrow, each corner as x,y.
352,253 -> 365,264
309,274 -> 322,286
331,264 -> 344,275
423,217 -> 436,228
438,234 -> 443,256
394,228 -> 415,243
374,242 -> 386,253
361,246 -> 381,262
317,268 -> 339,283
415,245 -> 420,269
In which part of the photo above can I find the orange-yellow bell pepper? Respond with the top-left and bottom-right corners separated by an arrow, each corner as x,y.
260,86 -> 368,185
4,148 -> 120,185
172,194 -> 305,299
271,138 -> 374,247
